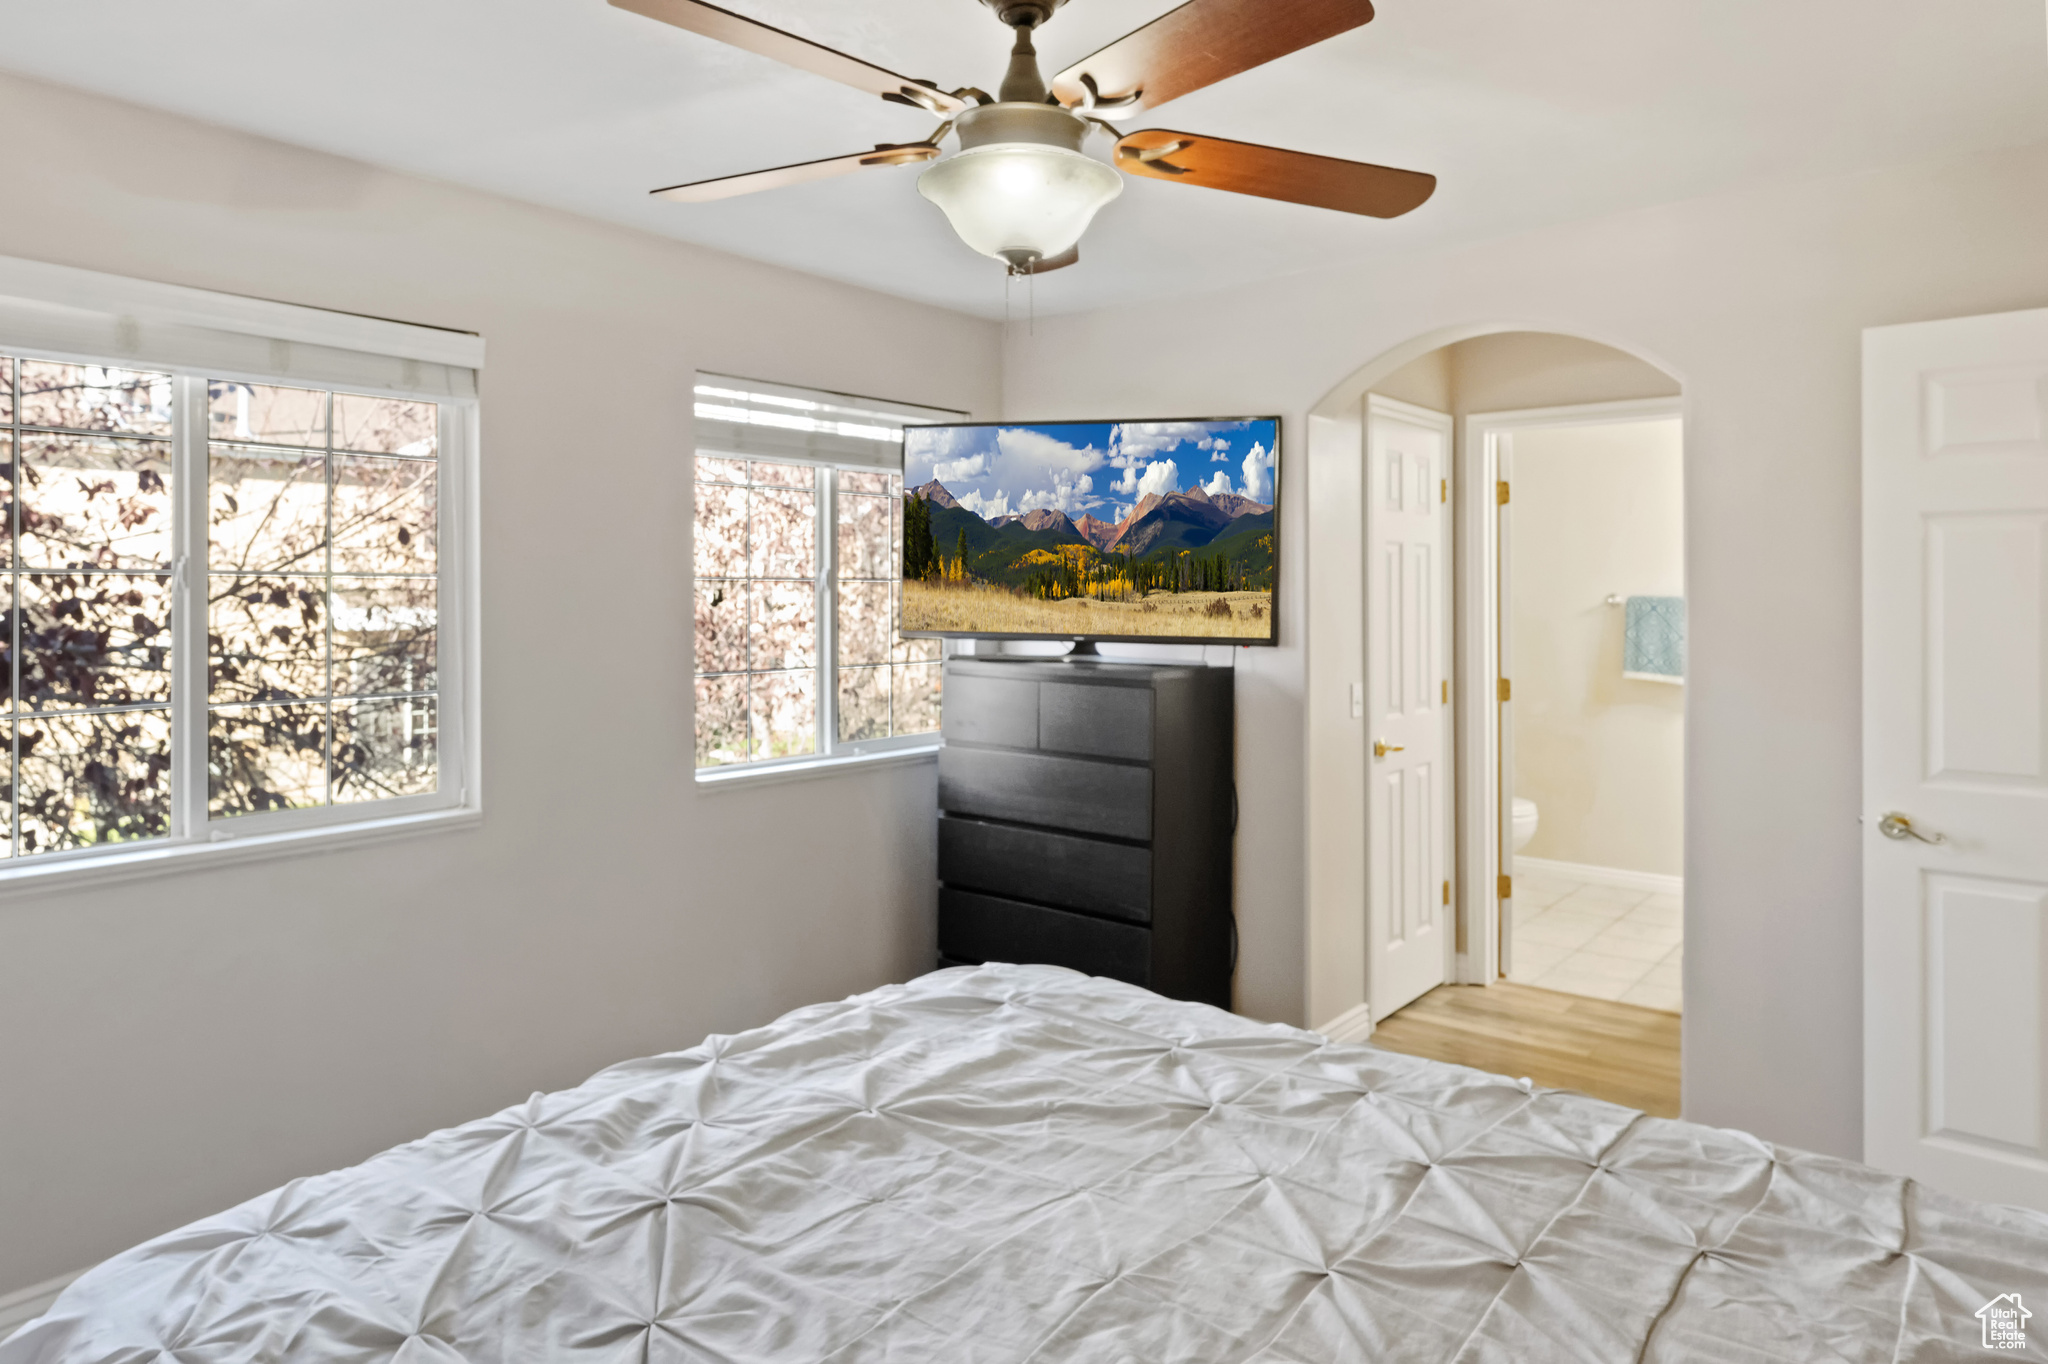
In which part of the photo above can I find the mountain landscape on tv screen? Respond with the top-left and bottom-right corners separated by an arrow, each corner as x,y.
900,419 -> 1278,640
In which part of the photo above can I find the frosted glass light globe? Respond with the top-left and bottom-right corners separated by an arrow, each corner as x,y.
918,142 -> 1122,269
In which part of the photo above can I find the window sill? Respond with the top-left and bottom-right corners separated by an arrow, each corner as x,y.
695,742 -> 941,791
0,805 -> 482,901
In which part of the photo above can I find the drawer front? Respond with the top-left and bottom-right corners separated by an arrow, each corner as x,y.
939,889 -> 1151,988
939,816 -> 1152,923
938,747 -> 1152,841
1039,681 -> 1153,762
940,672 -> 1040,749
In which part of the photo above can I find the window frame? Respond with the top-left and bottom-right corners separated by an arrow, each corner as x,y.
692,454 -> 947,786
814,459 -> 947,762
0,262 -> 482,889
691,384 -> 957,786
185,374 -> 473,840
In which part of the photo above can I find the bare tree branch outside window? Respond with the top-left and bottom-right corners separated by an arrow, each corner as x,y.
692,454 -> 941,769
206,381 -> 439,816
835,468 -> 940,743
1,359 -> 177,855
694,456 -> 818,766
0,354 -> 452,861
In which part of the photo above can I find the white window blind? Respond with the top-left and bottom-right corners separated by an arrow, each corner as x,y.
693,374 -> 951,471
0,255 -> 479,402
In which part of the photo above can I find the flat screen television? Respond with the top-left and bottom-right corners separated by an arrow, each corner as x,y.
901,416 -> 1280,646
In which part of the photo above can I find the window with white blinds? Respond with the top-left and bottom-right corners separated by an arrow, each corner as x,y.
0,253 -> 479,880
692,375 -> 960,774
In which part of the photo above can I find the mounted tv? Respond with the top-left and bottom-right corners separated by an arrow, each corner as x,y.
901,417 -> 1280,646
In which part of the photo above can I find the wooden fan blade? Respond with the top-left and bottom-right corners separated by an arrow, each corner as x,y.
1114,129 -> 1433,218
1025,246 -> 1079,274
611,0 -> 966,114
1051,0 -> 1371,114
653,143 -> 939,203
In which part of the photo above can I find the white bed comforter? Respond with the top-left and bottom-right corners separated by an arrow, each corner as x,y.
9,964 -> 2047,1362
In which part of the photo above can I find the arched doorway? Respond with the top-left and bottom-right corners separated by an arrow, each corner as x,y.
1303,328 -> 1688,1114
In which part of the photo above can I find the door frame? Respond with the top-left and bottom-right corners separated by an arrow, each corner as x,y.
1363,394 -> 1459,1011
1456,397 -> 1686,984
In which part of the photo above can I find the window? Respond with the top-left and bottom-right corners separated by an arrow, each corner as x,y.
3,358 -> 177,855
0,252 -> 479,877
692,377 -> 956,774
833,467 -> 944,743
206,382 -> 441,816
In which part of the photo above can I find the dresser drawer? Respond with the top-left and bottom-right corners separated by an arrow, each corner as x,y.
939,888 -> 1150,987
1039,680 -> 1153,761
940,671 -> 1040,749
939,815 -> 1151,923
938,747 -> 1151,841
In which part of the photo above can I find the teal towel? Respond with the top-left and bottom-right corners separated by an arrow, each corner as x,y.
1624,596 -> 1685,682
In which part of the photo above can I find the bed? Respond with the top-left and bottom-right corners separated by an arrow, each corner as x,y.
7,963 -> 2045,1362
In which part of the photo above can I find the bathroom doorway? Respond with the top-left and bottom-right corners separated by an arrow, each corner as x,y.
1479,403 -> 1685,1013
1309,329 -> 1686,1110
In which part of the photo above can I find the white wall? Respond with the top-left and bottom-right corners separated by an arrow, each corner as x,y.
1449,332 -> 1684,416
1005,135 -> 2048,1158
0,72 -> 1000,1292
1510,420 -> 1685,877
1378,332 -> 1684,417
1372,346 -> 1452,411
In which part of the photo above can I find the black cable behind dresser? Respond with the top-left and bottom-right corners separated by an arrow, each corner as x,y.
935,655 -> 1234,1008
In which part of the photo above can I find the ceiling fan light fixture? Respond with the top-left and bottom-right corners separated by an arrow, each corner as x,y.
618,0 -> 1435,271
917,141 -> 1122,270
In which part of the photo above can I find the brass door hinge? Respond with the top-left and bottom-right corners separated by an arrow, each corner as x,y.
1440,478 -> 1447,504
1498,677 -> 1512,702
1498,874 -> 1513,899
1441,679 -> 1449,704
1442,880 -> 1450,906
1496,480 -> 1510,505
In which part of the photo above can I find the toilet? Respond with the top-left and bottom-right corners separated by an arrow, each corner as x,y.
1511,797 -> 1540,852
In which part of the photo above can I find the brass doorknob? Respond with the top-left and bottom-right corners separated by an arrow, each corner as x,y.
1373,740 -> 1405,759
1877,812 -> 1946,845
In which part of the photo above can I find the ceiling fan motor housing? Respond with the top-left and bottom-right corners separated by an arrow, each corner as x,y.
955,102 -> 1088,153
979,0 -> 1065,29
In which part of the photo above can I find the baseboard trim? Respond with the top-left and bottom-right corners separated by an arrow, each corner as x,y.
1316,1002 -> 1375,1044
0,1269 -> 84,1340
1515,855 -> 1682,898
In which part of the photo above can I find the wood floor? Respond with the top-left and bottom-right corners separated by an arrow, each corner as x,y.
1367,982 -> 1681,1118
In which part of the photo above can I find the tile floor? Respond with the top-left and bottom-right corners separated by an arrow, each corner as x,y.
1506,871 -> 1682,1013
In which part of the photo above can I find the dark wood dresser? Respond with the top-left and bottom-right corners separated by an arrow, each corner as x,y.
935,655 -> 1234,1008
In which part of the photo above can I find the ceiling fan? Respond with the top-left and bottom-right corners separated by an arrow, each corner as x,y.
611,0 -> 1435,275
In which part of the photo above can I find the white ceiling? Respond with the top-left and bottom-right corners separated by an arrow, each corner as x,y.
3,0 -> 2045,319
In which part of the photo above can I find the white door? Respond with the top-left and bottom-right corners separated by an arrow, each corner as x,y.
1365,395 -> 1453,1018
1865,307 -> 2048,1210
